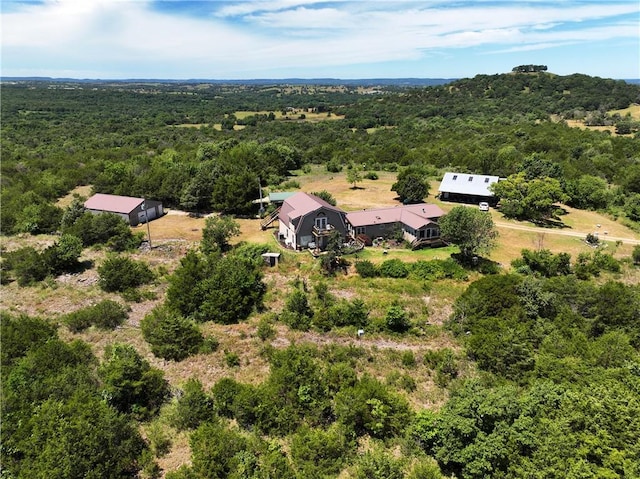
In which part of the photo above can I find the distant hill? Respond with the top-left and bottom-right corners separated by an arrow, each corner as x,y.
1,77 -> 457,87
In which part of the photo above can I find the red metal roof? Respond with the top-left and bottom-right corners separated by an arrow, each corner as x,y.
84,194 -> 144,214
279,192 -> 345,224
346,204 -> 444,229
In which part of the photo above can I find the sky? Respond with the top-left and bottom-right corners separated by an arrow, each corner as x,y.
2,0 -> 639,80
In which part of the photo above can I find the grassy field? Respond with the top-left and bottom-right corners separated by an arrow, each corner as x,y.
609,103 -> 640,119
563,103 -> 639,135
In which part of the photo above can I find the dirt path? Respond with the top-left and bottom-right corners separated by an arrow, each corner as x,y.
494,222 -> 640,245
274,329 -> 459,352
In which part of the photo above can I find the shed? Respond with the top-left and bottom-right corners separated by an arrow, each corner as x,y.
261,252 -> 281,267
84,193 -> 163,226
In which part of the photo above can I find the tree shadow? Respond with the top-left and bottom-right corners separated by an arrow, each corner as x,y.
75,259 -> 95,273
349,185 -> 365,190
451,253 -> 502,274
532,217 -> 569,229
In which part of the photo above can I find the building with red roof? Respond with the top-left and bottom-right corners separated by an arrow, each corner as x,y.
346,204 -> 444,247
84,193 -> 163,226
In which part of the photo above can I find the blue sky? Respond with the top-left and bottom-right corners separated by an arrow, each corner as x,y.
2,0 -> 639,79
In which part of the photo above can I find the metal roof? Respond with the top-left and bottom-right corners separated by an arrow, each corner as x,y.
268,192 -> 296,202
84,193 -> 144,214
346,204 -> 444,229
438,172 -> 500,197
279,192 -> 345,223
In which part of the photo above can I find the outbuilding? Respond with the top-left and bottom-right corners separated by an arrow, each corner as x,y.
84,193 -> 163,226
438,172 -> 501,206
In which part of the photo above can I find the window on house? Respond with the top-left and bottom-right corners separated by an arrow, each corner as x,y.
315,215 -> 327,230
452,175 -> 458,180
356,226 -> 366,235
484,178 -> 490,183
468,176 -> 473,182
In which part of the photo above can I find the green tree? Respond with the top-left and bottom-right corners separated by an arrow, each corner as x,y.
347,163 -> 363,189
334,375 -> 411,439
190,422 -> 247,479
166,250 -> 209,318
141,306 -> 204,361
14,393 -> 145,479
290,424 -> 354,477
392,167 -> 430,203
3,246 -> 50,286
565,175 -> 611,210
353,449 -> 404,479
97,255 -> 154,292
98,343 -> 169,418
167,252 -> 265,324
172,378 -> 215,430
385,304 -> 411,333
44,234 -> 84,274
439,206 -> 498,260
491,173 -> 568,221
201,215 -> 240,254
310,190 -> 337,206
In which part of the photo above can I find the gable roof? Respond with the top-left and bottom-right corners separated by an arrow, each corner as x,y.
438,172 -> 500,197
346,204 -> 444,230
84,193 -> 144,215
279,192 -> 345,225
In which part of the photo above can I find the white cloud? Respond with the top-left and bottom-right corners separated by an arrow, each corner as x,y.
1,0 -> 638,78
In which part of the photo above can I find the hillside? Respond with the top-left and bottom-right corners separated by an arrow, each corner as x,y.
2,72 -> 640,478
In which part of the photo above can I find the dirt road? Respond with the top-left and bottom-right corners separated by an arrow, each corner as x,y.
494,222 -> 640,245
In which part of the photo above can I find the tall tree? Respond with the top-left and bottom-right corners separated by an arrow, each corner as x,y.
491,173 -> 567,221
201,215 -> 240,254
439,206 -> 498,260
392,166 -> 430,203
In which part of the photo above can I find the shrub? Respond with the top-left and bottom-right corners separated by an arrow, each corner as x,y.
423,348 -> 459,386
172,378 -> 215,431
326,159 -> 343,173
64,300 -> 129,332
364,171 -> 379,180
353,450 -> 404,479
285,289 -> 313,317
385,304 -> 410,333
585,233 -> 599,245
355,259 -> 378,278
401,350 -> 416,368
411,258 -> 468,281
3,247 -> 49,286
514,249 -> 572,277
334,375 -> 411,438
65,212 -> 142,251
98,343 -> 169,418
280,310 -> 312,331
379,259 -> 409,278
310,190 -> 337,206
98,256 -> 154,292
224,351 -> 240,367
167,252 -> 265,324
290,425 -> 354,477
141,306 -> 204,361
233,242 -> 271,265
256,314 -> 277,341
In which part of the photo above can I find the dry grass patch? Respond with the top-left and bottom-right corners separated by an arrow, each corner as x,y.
609,103 -> 640,120
55,185 -> 93,208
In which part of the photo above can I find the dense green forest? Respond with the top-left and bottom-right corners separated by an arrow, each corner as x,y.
2,72 -> 640,478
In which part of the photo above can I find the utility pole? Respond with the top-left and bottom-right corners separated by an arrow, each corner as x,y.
142,202 -> 152,250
